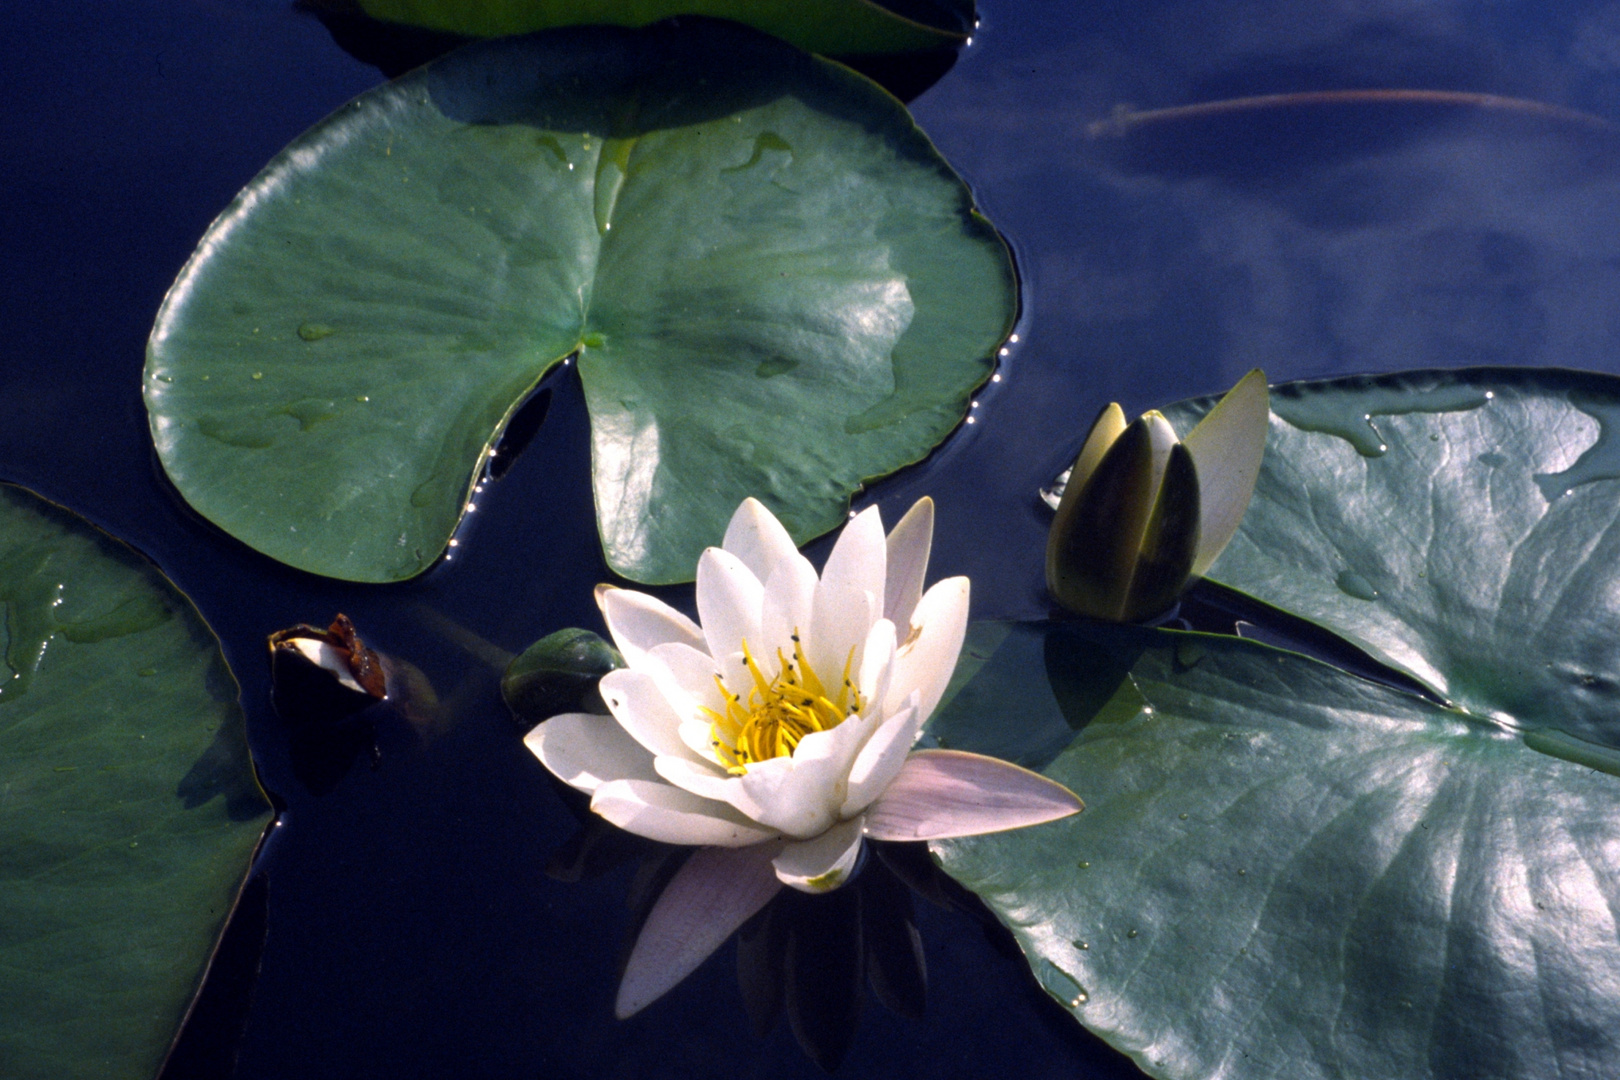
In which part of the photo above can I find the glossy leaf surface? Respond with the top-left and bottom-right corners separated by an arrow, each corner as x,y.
1167,368 -> 1620,751
930,621 -> 1620,1080
357,0 -> 968,54
146,22 -> 1013,583
0,485 -> 270,1079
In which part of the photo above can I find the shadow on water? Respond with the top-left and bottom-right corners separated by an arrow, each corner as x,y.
178,652 -> 281,820
160,871 -> 273,1080
294,0 -> 470,78
297,0 -> 961,102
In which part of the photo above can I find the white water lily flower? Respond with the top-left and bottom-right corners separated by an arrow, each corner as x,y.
526,496 -> 1083,1017
1045,369 -> 1270,622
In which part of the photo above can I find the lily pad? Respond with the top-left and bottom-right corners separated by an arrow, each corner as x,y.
146,21 -> 1014,583
930,621 -> 1620,1080
1164,368 -> 1620,752
0,485 -> 270,1079
356,0 -> 970,54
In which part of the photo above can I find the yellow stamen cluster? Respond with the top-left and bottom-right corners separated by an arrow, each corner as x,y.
703,633 -> 863,775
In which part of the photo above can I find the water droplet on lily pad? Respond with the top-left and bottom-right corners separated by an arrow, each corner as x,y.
1039,960 -> 1089,1009
1335,570 -> 1379,600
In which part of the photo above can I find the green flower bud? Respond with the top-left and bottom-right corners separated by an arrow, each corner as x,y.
1046,370 -> 1269,622
502,627 -> 625,729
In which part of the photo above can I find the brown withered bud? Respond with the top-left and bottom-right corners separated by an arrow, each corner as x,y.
268,613 -> 387,725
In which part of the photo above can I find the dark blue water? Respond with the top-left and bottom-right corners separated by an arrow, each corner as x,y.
6,1 -> 1620,1076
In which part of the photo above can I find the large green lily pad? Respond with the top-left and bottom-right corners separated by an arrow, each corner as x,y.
930,621 -> 1620,1080
0,485 -> 269,1079
146,21 -> 1013,584
1165,368 -> 1620,754
357,0 -> 969,54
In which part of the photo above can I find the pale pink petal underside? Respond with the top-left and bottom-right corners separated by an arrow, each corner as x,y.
616,841 -> 786,1018
862,750 -> 1083,842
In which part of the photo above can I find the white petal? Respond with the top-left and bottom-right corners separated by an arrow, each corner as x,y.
882,497 -> 933,628
721,498 -> 803,591
773,817 -> 865,893
858,618 -> 897,710
655,755 -> 768,822
1183,368 -> 1270,578
591,779 -> 778,847
678,716 -> 719,760
598,669 -> 702,762
885,576 -> 969,724
524,712 -> 659,793
737,713 -> 873,838
862,750 -> 1083,841
696,548 -> 764,661
807,580 -> 877,697
616,841 -> 785,1018
286,637 -> 365,692
840,696 -> 921,817
820,504 -> 886,614
642,642 -> 724,717
714,648 -> 753,699
759,554 -> 817,660
599,587 -> 705,669
1143,410 -> 1179,493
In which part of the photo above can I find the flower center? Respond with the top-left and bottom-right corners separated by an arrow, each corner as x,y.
703,633 -> 863,775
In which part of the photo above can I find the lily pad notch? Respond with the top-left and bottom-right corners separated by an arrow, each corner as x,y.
145,19 -> 1016,584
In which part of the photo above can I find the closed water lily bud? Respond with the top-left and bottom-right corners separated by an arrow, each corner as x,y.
1046,370 -> 1269,622
502,627 -> 624,729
